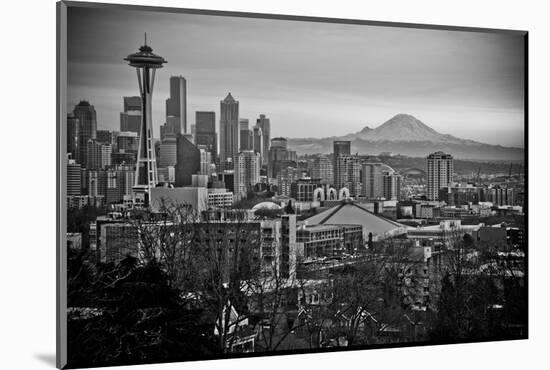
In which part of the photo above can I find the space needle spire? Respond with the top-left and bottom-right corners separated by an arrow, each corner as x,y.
124,34 -> 167,206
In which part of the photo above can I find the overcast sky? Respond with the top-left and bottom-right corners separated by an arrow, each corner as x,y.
67,6 -> 525,147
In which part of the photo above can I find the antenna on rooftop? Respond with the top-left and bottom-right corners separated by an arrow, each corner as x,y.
144,32 -> 147,46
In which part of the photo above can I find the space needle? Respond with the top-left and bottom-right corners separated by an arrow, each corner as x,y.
124,33 -> 167,206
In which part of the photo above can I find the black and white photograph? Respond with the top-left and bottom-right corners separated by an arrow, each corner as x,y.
56,1 -> 528,368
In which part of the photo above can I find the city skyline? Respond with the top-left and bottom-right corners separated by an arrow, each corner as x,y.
60,4 -> 527,367
67,7 -> 525,148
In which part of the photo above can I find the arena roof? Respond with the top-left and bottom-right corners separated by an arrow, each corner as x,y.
304,201 -> 407,240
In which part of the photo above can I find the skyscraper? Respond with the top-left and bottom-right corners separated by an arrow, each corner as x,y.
116,131 -> 138,153
312,155 -> 333,184
362,163 -> 384,199
277,166 -> 299,197
175,134 -> 200,187
333,140 -> 352,190
234,150 -> 260,201
268,137 -> 291,178
67,159 -> 82,196
427,151 -> 454,201
106,165 -> 136,204
96,130 -> 115,146
165,76 -> 187,134
86,139 -> 112,170
124,36 -> 167,203
158,134 -> 177,168
195,111 -> 217,161
220,93 -> 239,170
198,148 -> 212,177
252,126 -> 263,163
123,96 -> 141,111
160,116 -> 182,140
239,119 -> 253,151
67,113 -> 80,162
349,159 -> 363,197
85,169 -> 107,198
333,141 -> 351,157
119,96 -> 142,135
113,131 -> 138,165
383,173 -> 402,201
334,156 -> 361,197
256,114 -> 271,166
73,100 -> 97,167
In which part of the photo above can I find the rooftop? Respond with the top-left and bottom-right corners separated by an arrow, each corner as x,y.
304,201 -> 406,238
124,34 -> 167,69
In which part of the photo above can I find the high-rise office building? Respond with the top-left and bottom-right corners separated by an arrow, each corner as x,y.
220,93 -> 239,170
158,134 -> 177,168
362,162 -> 401,200
349,160 -> 363,198
86,139 -> 112,170
96,130 -> 115,146
165,76 -> 187,134
123,96 -> 141,112
362,163 -> 384,199
256,114 -> 271,166
277,166 -> 299,197
287,150 -> 298,163
124,38 -> 166,202
160,116 -> 182,141
199,148 -> 212,177
195,111 -> 217,161
252,126 -> 263,163
268,137 -> 290,178
106,165 -> 135,204
73,100 -> 97,168
333,141 -> 351,157
427,151 -> 454,201
116,131 -> 138,153
239,119 -> 253,151
333,140 -> 352,190
85,169 -> 108,198
312,155 -> 333,184
67,159 -> 82,196
383,173 -> 402,201
234,150 -> 260,201
119,96 -> 142,135
113,132 -> 138,165
334,155 -> 361,196
67,113 -> 80,162
175,134 -> 200,187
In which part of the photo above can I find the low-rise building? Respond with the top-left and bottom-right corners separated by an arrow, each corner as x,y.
149,186 -> 209,213
207,188 -> 234,209
297,224 -> 344,259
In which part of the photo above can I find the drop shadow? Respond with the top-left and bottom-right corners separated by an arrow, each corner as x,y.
34,353 -> 56,367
